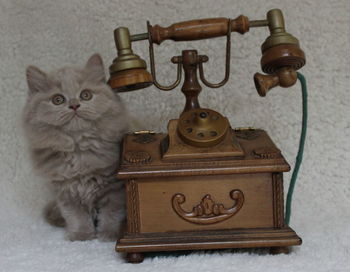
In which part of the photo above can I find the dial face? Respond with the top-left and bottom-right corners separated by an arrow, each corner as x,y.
178,108 -> 229,147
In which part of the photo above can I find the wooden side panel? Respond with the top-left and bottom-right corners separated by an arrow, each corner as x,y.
125,180 -> 140,233
137,173 -> 274,233
272,173 -> 285,228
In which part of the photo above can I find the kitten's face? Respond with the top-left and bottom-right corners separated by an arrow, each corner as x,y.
25,54 -> 118,131
33,69 -> 112,130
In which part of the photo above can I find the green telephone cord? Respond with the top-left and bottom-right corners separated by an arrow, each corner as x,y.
284,72 -> 308,225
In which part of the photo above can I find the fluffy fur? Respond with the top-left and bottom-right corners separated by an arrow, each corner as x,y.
23,54 -> 129,241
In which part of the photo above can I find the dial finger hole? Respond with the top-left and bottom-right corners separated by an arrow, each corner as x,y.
186,128 -> 193,133
210,131 -> 218,137
199,112 -> 208,118
197,132 -> 205,138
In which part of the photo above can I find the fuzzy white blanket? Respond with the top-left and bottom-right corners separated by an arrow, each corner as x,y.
1,0 -> 349,271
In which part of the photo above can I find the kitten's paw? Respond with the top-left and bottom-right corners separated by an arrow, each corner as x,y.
97,231 -> 118,242
65,231 -> 96,241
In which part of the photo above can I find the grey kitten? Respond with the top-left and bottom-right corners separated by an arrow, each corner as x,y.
23,54 -> 129,241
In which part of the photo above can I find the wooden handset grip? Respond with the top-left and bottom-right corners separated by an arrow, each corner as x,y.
150,15 -> 249,45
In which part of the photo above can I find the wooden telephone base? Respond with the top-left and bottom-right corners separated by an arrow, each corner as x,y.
110,14 -> 305,263
116,119 -> 301,263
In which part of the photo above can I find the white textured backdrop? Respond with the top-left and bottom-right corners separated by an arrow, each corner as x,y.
1,0 -> 349,271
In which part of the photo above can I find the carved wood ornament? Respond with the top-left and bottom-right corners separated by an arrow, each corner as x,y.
172,190 -> 244,225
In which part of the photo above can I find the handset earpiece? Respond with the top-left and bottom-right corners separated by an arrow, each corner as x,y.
254,9 -> 305,96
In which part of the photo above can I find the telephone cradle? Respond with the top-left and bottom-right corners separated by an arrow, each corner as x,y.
116,124 -> 302,263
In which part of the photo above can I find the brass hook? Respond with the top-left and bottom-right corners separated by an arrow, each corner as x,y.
147,21 -> 182,91
198,19 -> 231,88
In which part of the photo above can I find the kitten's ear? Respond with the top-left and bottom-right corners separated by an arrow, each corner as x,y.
85,53 -> 106,83
26,66 -> 49,95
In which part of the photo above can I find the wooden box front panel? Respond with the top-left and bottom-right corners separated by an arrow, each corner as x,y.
134,173 -> 274,233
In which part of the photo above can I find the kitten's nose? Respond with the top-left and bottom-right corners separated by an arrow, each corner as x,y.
69,104 -> 80,111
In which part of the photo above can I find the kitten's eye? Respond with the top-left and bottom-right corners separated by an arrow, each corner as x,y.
80,89 -> 93,101
51,94 -> 65,105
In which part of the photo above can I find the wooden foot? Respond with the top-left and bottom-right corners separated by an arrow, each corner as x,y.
126,252 -> 144,263
269,246 -> 290,255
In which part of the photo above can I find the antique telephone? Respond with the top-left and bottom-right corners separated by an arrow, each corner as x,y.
108,9 -> 307,263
